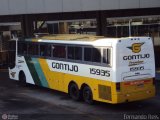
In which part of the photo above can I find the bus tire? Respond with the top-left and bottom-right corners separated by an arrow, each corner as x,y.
19,71 -> 26,86
68,83 -> 80,101
82,86 -> 93,104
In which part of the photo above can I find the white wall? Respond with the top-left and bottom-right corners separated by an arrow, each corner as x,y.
0,0 -> 9,15
120,0 -> 140,9
140,0 -> 160,8
9,0 -> 26,14
44,0 -> 62,13
0,0 -> 160,15
62,0 -> 82,12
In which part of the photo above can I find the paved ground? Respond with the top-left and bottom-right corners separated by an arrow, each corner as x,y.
0,70 -> 160,120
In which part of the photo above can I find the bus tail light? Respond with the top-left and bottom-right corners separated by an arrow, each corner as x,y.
116,82 -> 121,92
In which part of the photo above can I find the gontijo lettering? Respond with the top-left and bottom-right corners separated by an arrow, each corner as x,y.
52,62 -> 78,72
123,54 -> 150,60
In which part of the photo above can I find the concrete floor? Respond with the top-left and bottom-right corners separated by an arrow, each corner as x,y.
0,70 -> 160,120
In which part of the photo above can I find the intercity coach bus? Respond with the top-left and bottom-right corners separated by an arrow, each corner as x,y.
9,34 -> 155,104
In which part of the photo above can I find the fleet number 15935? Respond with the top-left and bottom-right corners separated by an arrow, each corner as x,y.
90,68 -> 110,77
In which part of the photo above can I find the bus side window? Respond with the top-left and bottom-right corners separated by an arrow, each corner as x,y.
28,43 -> 39,56
40,45 -> 45,56
18,42 -> 27,55
103,48 -> 111,65
84,48 -> 92,61
67,46 -> 74,59
75,47 -> 82,60
84,47 -> 101,63
92,48 -> 101,63
52,45 -> 66,58
67,46 -> 82,60
40,44 -> 51,57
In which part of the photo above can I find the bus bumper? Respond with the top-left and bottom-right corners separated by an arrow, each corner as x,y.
113,87 -> 155,104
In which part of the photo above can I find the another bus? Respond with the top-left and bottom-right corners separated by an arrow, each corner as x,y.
9,34 -> 155,104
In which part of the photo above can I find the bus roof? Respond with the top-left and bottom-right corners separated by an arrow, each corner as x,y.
32,34 -> 105,42
22,34 -> 150,46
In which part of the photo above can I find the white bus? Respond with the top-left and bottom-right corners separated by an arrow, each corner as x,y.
9,34 -> 155,104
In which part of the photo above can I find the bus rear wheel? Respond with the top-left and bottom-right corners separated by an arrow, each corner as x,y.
82,86 -> 93,104
68,83 -> 80,101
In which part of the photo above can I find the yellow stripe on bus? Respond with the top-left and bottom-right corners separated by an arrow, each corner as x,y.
38,58 -> 65,91
38,58 -> 54,89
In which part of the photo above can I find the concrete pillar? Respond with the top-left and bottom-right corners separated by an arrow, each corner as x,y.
59,22 -> 69,34
96,12 -> 107,36
21,15 -> 34,38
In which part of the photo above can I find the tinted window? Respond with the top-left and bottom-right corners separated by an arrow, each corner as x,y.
28,43 -> 39,56
75,47 -> 82,60
68,46 -> 82,60
84,48 -> 92,61
92,48 -> 101,62
84,47 -> 101,63
103,48 -> 111,65
40,44 -> 51,57
68,47 -> 74,59
52,45 -> 66,58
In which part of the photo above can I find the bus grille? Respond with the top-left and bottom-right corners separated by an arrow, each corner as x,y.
98,85 -> 112,101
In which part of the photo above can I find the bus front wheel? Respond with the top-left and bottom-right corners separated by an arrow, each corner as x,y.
68,83 -> 80,101
19,71 -> 26,86
82,86 -> 93,104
